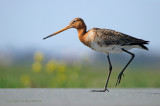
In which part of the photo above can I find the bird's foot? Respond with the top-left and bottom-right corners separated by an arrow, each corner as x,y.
115,72 -> 124,86
90,89 -> 109,92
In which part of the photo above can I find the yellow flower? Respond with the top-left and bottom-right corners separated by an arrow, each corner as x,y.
20,75 -> 31,87
58,74 -> 66,82
54,74 -> 66,84
58,63 -> 66,73
34,51 -> 43,62
32,62 -> 42,72
46,60 -> 56,73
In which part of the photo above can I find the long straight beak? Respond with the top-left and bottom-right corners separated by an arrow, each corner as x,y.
43,25 -> 71,40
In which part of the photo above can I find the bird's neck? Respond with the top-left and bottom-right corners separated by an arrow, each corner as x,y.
77,27 -> 87,41
77,27 -> 91,47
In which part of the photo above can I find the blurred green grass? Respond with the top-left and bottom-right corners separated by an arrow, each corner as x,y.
0,51 -> 160,88
0,64 -> 160,88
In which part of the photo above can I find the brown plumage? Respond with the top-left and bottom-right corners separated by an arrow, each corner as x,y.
43,18 -> 149,92
91,28 -> 149,50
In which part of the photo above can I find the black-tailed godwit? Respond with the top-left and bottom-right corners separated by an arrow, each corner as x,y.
43,18 -> 149,92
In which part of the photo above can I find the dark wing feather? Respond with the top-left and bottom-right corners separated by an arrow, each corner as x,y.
94,28 -> 149,50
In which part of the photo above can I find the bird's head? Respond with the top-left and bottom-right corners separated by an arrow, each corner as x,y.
43,18 -> 86,40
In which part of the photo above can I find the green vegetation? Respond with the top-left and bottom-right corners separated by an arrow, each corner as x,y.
0,52 -> 160,88
0,64 -> 160,88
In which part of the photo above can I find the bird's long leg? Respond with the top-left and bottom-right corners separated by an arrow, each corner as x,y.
116,49 -> 135,86
90,54 -> 112,92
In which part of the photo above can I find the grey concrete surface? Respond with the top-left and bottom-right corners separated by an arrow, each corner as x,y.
0,88 -> 160,106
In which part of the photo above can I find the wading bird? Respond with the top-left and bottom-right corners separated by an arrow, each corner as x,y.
43,18 -> 149,92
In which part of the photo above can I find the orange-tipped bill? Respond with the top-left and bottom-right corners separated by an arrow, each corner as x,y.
43,25 -> 71,40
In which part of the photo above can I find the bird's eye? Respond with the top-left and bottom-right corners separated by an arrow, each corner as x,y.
73,20 -> 76,23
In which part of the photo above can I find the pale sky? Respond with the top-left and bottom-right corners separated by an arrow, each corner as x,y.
0,0 -> 160,55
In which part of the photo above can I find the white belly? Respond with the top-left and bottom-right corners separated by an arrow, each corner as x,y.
90,42 -> 138,54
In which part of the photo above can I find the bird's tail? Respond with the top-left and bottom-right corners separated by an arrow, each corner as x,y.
128,41 -> 149,50
137,41 -> 149,50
